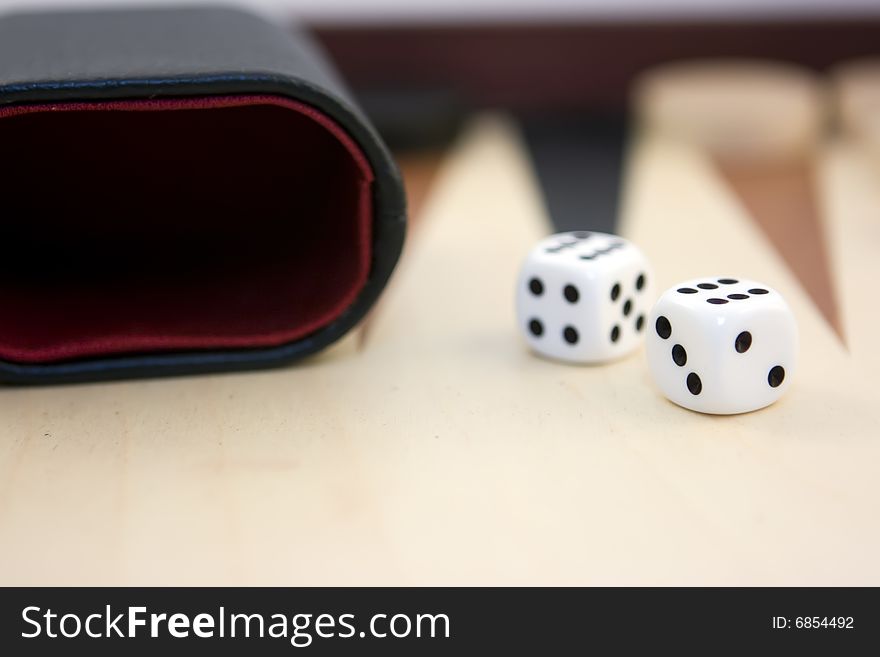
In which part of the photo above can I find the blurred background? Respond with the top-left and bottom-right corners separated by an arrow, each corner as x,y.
3,0 -> 879,252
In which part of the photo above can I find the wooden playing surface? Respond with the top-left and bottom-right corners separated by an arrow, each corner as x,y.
0,114 -> 878,586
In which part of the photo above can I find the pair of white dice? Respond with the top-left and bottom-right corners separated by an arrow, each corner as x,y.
516,231 -> 798,415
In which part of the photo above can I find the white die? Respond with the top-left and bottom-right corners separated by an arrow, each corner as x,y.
646,277 -> 798,415
516,231 -> 654,363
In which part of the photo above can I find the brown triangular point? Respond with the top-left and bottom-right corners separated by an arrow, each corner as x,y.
715,156 -> 845,344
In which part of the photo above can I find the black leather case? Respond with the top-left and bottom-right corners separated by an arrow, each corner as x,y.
0,7 -> 406,383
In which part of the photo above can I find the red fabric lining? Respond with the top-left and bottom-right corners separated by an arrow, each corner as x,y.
0,95 -> 374,363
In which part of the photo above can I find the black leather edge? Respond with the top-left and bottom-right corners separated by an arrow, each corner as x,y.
0,7 -> 406,384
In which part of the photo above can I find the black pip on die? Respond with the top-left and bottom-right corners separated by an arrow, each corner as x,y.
516,231 -> 654,363
646,277 -> 798,414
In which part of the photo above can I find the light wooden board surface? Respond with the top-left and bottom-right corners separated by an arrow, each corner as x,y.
0,114 -> 877,585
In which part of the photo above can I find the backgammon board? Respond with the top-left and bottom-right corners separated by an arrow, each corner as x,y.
1,65 -> 879,585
